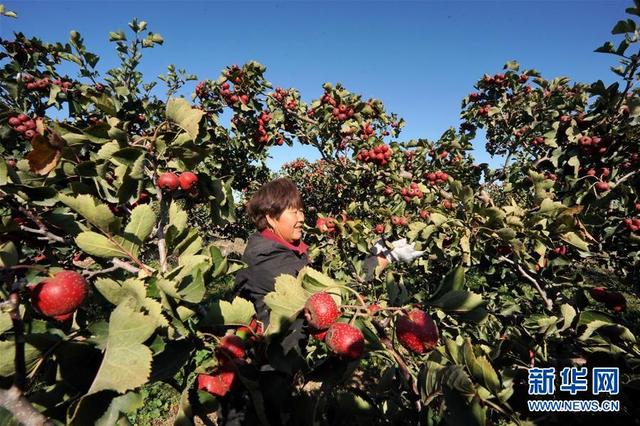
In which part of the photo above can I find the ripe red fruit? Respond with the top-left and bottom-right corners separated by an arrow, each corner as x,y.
396,309 -> 439,354
15,125 -> 27,133
374,224 -> 385,234
218,334 -> 245,360
304,292 -> 340,330
311,329 -> 328,341
604,292 -> 626,313
53,312 -> 74,322
157,172 -> 179,191
197,364 -> 236,397
178,172 -> 198,191
595,182 -> 609,192
30,270 -> 88,317
589,287 -> 608,303
419,210 -> 430,219
24,130 -> 36,139
442,199 -> 453,210
325,322 -> 365,359
8,117 -> 20,126
17,114 -> 29,122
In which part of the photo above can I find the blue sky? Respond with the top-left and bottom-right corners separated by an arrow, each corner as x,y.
0,0 -> 629,170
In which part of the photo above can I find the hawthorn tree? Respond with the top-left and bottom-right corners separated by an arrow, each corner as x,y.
0,2 -> 639,426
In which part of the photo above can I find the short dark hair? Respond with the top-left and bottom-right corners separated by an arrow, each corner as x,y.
246,177 -> 303,231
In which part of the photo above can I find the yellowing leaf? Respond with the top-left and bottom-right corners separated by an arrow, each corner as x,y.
26,133 -> 63,175
166,97 -> 204,140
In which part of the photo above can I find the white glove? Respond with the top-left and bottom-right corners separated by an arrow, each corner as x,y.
371,238 -> 425,263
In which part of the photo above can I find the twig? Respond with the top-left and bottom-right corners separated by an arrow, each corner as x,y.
19,226 -> 65,243
8,293 -> 26,391
82,258 -> 141,278
0,386 -> 53,426
156,193 -> 169,274
499,256 -> 553,310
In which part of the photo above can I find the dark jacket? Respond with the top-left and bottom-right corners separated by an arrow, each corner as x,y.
234,232 -> 379,326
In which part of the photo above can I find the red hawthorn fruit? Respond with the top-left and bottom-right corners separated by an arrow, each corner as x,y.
419,210 -> 430,219
15,125 -> 27,133
178,172 -> 199,191
600,167 -> 610,177
17,114 -> 29,122
311,329 -> 328,341
496,246 -> 512,256
30,270 -> 88,317
325,322 -> 365,360
157,172 -> 179,191
53,312 -> 74,322
604,292 -> 626,313
586,168 -> 597,176
374,224 -> 385,234
396,309 -> 439,354
304,292 -> 340,330
8,117 -> 20,126
197,364 -> 236,397
595,182 -> 609,192
442,199 -> 453,210
316,217 -> 336,233
589,287 -> 608,303
218,334 -> 245,360
24,130 -> 35,139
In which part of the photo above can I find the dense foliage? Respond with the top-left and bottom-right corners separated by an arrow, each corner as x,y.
0,3 -> 639,425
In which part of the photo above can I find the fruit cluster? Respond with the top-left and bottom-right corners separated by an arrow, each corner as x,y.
157,171 -> 199,193
272,87 -> 288,102
361,122 -> 375,139
194,80 -> 209,99
399,182 -> 424,203
316,216 -> 336,233
254,111 -> 283,145
304,292 -> 364,359
331,104 -> 355,121
623,218 -> 640,233
530,136 -> 545,146
356,144 -> 391,166
30,270 -> 88,322
395,309 -> 439,354
220,82 -> 248,106
8,113 -> 37,139
391,215 -> 408,226
423,170 -> 449,185
579,135 -> 608,155
478,103 -> 492,116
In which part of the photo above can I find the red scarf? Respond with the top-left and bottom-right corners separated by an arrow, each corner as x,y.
260,229 -> 309,255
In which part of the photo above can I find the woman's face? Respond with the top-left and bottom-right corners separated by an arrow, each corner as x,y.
267,206 -> 305,243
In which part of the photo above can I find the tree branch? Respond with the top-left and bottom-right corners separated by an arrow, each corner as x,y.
82,258 -> 141,278
0,386 -> 53,426
19,226 -> 65,243
499,256 -> 553,310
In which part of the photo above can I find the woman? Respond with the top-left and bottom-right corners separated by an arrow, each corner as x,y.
234,177 -> 424,327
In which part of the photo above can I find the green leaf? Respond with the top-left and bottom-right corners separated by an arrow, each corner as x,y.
75,232 -> 127,258
88,300 -> 159,395
108,30 -> 127,42
299,267 -> 341,302
124,204 -> 156,247
559,232 -> 589,252
95,392 -> 143,426
0,341 -> 41,377
0,241 -> 18,268
431,290 -> 484,313
264,275 -> 309,335
612,19 -> 636,34
430,212 -> 448,226
202,297 -> 256,326
169,200 -> 188,232
432,265 -> 465,299
59,194 -> 119,232
559,304 -> 576,332
166,97 -> 205,140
